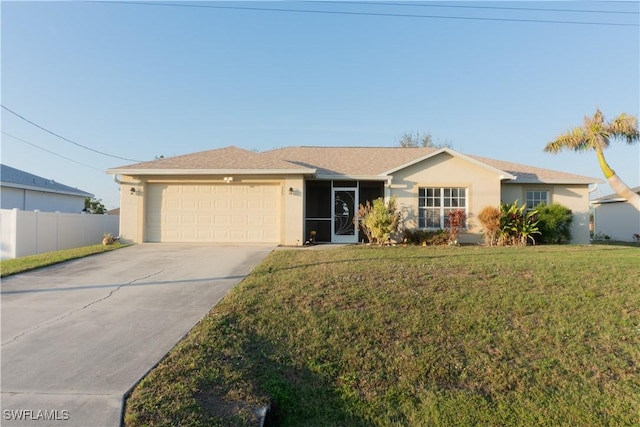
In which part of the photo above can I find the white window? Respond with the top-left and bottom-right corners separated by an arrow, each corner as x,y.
526,190 -> 549,210
418,187 -> 467,228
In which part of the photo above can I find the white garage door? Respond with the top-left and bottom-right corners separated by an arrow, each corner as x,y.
146,183 -> 281,243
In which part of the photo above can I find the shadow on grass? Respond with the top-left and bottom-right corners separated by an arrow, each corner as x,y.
196,313 -> 369,427
590,240 -> 640,248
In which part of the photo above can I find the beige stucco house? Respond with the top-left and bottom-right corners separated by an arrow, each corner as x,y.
107,146 -> 599,245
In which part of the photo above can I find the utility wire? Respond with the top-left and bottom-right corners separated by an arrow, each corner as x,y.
306,1 -> 640,15
2,131 -> 106,173
93,1 -> 640,27
1,105 -> 143,163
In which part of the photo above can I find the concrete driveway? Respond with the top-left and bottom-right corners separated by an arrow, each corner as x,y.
1,243 -> 274,427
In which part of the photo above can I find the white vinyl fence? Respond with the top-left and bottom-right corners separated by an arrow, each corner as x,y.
0,209 -> 119,260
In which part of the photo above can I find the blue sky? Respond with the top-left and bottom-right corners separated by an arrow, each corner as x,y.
2,1 -> 639,209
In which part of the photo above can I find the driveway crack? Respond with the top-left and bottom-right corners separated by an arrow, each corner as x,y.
1,270 -> 165,347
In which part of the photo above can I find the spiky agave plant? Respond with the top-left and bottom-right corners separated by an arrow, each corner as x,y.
545,110 -> 640,211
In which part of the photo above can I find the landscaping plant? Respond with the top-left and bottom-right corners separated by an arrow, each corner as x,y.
477,205 -> 501,246
357,197 -> 400,245
498,200 -> 540,246
533,203 -> 573,244
402,229 -> 450,246
446,209 -> 466,245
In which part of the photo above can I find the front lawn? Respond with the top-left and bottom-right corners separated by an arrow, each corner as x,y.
125,245 -> 640,426
0,243 -> 130,277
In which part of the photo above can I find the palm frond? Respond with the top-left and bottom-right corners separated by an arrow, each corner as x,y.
610,113 -> 640,144
544,127 -> 589,153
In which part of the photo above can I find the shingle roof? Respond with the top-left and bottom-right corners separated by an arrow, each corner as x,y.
0,164 -> 93,197
108,145 -> 600,184
467,154 -> 599,184
109,146 -> 314,173
261,146 -> 440,176
591,186 -> 640,204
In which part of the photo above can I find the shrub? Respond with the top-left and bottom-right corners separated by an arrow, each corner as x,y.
498,201 -> 540,246
533,203 -> 573,244
447,209 -> 466,245
357,197 -> 400,245
402,229 -> 450,246
478,206 -> 501,246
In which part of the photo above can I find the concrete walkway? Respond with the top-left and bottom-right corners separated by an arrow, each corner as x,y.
1,243 -> 274,427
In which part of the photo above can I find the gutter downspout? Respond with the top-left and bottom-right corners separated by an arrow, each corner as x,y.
113,174 -> 139,186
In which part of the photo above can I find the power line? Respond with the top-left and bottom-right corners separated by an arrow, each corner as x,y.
1,105 -> 143,163
306,1 -> 640,15
92,1 -> 640,27
2,131 -> 107,173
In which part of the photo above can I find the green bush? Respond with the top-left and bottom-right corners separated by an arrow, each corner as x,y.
402,229 -> 450,246
498,201 -> 540,246
533,203 -> 573,244
357,197 -> 400,245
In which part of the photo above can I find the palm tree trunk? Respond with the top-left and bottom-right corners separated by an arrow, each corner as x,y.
607,174 -> 640,211
596,145 -> 640,211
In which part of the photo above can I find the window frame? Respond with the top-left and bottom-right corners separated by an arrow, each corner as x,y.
525,189 -> 550,211
418,187 -> 467,229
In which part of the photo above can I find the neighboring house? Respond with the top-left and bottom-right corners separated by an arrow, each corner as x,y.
591,187 -> 640,242
107,146 -> 600,245
1,164 -> 93,213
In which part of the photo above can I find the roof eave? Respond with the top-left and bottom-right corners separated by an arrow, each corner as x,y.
591,198 -> 627,205
503,178 -> 604,185
314,174 -> 388,181
0,182 -> 93,198
107,168 -> 317,176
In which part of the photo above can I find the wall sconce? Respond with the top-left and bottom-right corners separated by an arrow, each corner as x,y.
288,187 -> 294,195
223,176 -> 234,184
129,187 -> 136,195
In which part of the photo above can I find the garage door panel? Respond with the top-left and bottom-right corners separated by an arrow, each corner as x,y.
231,200 -> 246,209
230,215 -> 244,225
263,215 -> 277,226
146,183 -> 280,243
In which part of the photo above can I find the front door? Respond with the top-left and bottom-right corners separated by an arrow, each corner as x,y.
332,188 -> 358,243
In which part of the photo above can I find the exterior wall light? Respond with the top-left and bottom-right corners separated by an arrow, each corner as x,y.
130,187 -> 136,195
288,187 -> 294,195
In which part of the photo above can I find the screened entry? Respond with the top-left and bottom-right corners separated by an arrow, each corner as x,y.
304,180 -> 385,243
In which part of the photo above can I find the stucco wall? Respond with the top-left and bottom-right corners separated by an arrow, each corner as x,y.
117,175 -> 142,244
389,152 -> 503,244
501,183 -> 591,244
0,186 -> 86,213
594,202 -> 640,242
281,176 -> 305,246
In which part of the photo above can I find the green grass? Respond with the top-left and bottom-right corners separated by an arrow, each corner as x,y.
124,245 -> 640,426
0,243 -> 131,277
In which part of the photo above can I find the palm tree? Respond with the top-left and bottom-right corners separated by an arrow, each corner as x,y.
545,109 -> 640,211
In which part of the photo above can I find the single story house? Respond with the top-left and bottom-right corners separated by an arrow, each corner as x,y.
591,187 -> 640,242
1,164 -> 93,214
107,146 -> 599,245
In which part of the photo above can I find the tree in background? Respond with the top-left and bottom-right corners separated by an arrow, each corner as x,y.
397,131 -> 453,149
84,197 -> 106,214
545,110 -> 639,211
